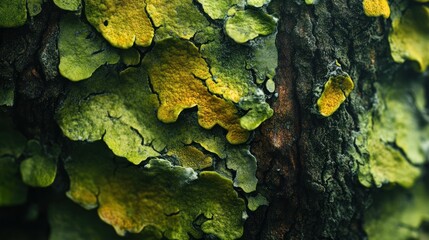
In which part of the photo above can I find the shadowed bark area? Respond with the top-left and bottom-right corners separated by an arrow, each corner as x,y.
246,0 -> 391,239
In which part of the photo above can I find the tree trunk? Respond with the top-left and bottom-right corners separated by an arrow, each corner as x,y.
1,0 -> 428,239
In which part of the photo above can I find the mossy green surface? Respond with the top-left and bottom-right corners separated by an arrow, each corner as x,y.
225,9 -> 277,43
364,181 -> 429,240
20,140 -> 58,187
58,15 -> 120,81
65,142 -> 245,239
0,0 -> 27,28
356,78 -> 428,188
389,6 -> 429,72
53,0 -> 81,11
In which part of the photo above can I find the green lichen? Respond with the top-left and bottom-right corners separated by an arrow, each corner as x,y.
364,181 -> 429,240
0,0 -> 27,28
142,38 -> 249,144
389,6 -> 429,72
20,140 -> 58,187
27,0 -> 43,17
247,0 -> 270,7
84,0 -> 154,48
197,0 -> 244,20
49,198 -> 162,240
58,14 -> 120,81
120,48 -> 140,66
57,66 -> 258,192
356,77 -> 428,188
65,143 -> 245,239
0,113 -> 27,206
225,8 -> 277,43
147,0 -> 209,40
53,0 -> 81,11
239,90 -> 273,130
247,193 -> 269,211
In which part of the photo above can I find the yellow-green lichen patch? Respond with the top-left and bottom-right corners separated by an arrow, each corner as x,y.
27,0 -> 43,17
225,9 -> 277,43
356,77 -> 427,188
0,0 -> 27,28
247,193 -> 269,211
49,198 -> 162,240
65,143 -> 245,239
362,0 -> 390,19
197,0 -> 244,20
84,0 -> 154,48
143,38 -> 250,144
53,0 -> 81,11
20,140 -> 58,187
317,61 -> 354,117
58,15 -> 120,81
168,146 -> 213,170
389,6 -> 429,72
146,0 -> 209,40
239,90 -> 273,130
0,113 -> 27,206
364,182 -> 429,240
247,0 -> 270,7
56,66 -> 258,192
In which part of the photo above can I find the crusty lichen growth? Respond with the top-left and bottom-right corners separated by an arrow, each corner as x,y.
316,61 -> 354,117
362,0 -> 390,19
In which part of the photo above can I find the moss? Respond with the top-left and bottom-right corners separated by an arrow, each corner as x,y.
389,6 -> 429,72
225,8 -> 277,43
316,61 -> 354,117
362,0 -> 390,19
58,14 -> 120,81
53,0 -> 81,11
84,0 -> 154,48
65,142 -> 245,239
0,0 -> 27,28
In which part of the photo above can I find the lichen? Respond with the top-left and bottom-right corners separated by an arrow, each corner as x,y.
65,143 -> 245,239
142,38 -> 250,144
362,0 -> 390,19
58,14 -> 120,81
146,0 -> 209,40
389,6 -> 429,72
225,8 -> 277,43
247,193 -> 269,211
53,0 -> 81,11
84,0 -> 154,48
356,76 -> 428,188
120,48 -> 141,66
316,61 -> 354,117
0,0 -> 27,28
364,181 -> 429,240
247,0 -> 270,7
197,0 -> 244,20
56,66 -> 258,192
20,140 -> 58,187
27,0 -> 43,17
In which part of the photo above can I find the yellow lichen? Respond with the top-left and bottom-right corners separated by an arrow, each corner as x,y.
317,62 -> 354,117
84,0 -> 154,49
362,0 -> 390,19
143,38 -> 250,144
168,146 -> 213,170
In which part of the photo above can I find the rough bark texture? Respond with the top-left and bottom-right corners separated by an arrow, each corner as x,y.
0,0 -> 413,239
246,1 -> 392,239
